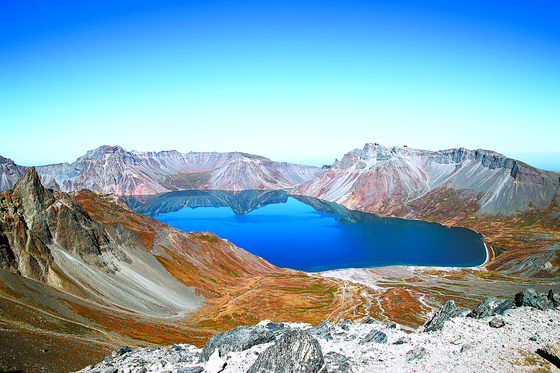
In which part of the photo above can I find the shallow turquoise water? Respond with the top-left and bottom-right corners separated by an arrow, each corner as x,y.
127,190 -> 486,272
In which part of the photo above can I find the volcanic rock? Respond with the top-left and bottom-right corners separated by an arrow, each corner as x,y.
200,324 -> 276,362
515,288 -> 549,310
247,328 -> 327,373
549,289 -> 560,308
469,297 -> 514,319
423,300 -> 462,332
360,330 -> 387,344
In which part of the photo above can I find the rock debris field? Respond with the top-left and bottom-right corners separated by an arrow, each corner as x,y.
76,289 -> 560,373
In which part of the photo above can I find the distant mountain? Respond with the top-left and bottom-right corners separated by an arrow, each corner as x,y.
0,155 -> 28,191
292,143 -> 560,217
0,145 -> 321,195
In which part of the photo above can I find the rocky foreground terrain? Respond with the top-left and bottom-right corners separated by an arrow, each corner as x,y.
76,289 -> 560,373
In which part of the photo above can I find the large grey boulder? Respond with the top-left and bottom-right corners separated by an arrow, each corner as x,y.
337,319 -> 353,331
308,320 -> 333,339
200,324 -> 276,362
423,300 -> 462,332
469,297 -> 514,319
515,289 -> 549,310
405,347 -> 427,361
247,328 -> 327,373
548,289 -> 560,308
360,330 -> 387,344
324,352 -> 352,373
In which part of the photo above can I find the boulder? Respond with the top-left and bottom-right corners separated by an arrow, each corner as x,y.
324,352 -> 352,373
489,317 -> 506,328
469,297 -> 514,319
337,319 -> 353,331
405,347 -> 426,361
385,321 -> 398,329
265,321 -> 288,337
247,329 -> 327,373
515,289 -> 549,310
200,324 -> 276,362
423,300 -> 462,332
548,289 -> 560,308
308,320 -> 332,338
360,330 -> 387,344
112,346 -> 132,357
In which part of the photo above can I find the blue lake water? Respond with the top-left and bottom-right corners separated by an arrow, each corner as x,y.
126,190 -> 487,272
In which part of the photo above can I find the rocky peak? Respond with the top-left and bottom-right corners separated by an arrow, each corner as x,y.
0,155 -> 15,165
350,143 -> 415,162
80,145 -> 128,160
11,167 -> 55,243
0,168 -> 119,282
1,168 -> 55,281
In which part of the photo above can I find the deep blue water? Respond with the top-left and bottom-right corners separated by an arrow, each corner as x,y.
126,190 -> 486,272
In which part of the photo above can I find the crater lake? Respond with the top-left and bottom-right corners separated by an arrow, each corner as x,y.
126,190 -> 487,272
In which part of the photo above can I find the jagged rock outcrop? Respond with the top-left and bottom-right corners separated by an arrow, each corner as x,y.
0,167 -> 112,282
0,146 -> 321,195
292,143 -> 560,216
200,324 -> 277,362
422,300 -> 462,332
515,288 -> 550,310
468,297 -> 514,319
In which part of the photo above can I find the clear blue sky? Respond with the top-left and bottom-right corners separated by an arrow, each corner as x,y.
1,0 -> 559,170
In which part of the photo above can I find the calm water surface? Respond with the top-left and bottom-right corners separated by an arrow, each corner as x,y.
126,190 -> 486,272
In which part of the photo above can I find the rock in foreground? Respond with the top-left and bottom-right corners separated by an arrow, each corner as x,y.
247,329 -> 326,373
75,296 -> 560,373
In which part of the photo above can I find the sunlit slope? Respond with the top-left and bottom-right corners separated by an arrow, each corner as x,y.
293,143 -> 559,216
0,145 -> 321,194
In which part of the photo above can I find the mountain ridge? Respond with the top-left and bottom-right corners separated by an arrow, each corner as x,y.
0,145 -> 321,195
292,143 -> 560,216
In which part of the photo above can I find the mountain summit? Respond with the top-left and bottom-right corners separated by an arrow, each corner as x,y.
292,143 -> 560,216
0,146 -> 321,195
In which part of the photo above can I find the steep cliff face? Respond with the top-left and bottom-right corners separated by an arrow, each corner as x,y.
0,146 -> 321,195
292,143 -> 560,217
